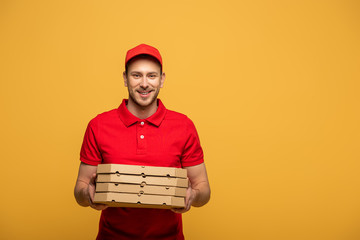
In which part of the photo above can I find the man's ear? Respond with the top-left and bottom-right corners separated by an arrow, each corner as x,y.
160,72 -> 166,88
123,71 -> 128,87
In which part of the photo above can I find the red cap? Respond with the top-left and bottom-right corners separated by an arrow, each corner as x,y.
125,44 -> 162,67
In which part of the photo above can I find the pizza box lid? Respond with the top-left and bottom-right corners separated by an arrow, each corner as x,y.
93,192 -> 185,209
96,173 -> 188,188
96,182 -> 187,197
97,164 -> 187,179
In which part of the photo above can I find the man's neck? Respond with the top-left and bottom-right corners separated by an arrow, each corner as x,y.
126,98 -> 158,119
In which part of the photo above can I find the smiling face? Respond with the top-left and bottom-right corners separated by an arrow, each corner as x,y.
123,55 -> 165,110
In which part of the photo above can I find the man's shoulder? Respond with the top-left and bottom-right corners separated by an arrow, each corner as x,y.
165,109 -> 187,120
98,108 -> 118,117
164,109 -> 194,126
88,108 -> 119,123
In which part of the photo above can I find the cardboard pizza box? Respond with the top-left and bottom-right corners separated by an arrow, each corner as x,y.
97,164 -> 187,179
96,182 -> 187,197
93,192 -> 185,209
96,173 -> 188,188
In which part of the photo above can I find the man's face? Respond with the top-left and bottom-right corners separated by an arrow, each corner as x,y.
123,56 -> 165,108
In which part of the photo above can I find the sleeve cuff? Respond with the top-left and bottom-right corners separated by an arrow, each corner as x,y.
80,157 -> 101,166
181,158 -> 204,168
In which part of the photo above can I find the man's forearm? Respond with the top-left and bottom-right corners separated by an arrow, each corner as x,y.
191,181 -> 211,207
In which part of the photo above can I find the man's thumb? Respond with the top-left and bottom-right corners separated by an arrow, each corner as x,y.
90,173 -> 97,184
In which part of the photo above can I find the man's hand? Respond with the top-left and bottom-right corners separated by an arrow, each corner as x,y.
172,180 -> 198,214
86,173 -> 108,211
74,163 -> 108,211
172,163 -> 210,214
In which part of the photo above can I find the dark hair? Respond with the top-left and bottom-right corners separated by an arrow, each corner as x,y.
125,54 -> 162,76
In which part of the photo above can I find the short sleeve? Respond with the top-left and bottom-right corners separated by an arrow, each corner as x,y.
181,118 -> 204,167
80,117 -> 102,165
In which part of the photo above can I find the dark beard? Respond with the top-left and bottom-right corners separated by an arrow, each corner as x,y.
128,88 -> 160,110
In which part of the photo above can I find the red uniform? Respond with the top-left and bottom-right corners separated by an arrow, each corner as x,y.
80,99 -> 204,239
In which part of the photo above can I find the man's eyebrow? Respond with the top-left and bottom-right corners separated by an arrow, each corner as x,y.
130,71 -> 158,74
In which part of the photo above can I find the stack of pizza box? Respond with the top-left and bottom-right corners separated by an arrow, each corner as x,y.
93,164 -> 188,209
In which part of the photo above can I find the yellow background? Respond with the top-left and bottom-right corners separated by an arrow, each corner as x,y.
1,0 -> 359,239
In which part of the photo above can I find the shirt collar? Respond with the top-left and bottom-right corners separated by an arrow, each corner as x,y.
117,99 -> 167,127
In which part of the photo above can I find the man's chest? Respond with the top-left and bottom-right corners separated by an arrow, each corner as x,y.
98,121 -> 187,168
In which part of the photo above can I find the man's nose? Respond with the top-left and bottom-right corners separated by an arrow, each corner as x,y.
140,77 -> 149,88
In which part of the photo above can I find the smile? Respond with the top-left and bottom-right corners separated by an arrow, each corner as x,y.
137,90 -> 153,97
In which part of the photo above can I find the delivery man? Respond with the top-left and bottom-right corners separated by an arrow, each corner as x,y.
74,44 -> 211,239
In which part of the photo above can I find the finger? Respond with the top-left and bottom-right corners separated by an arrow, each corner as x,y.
185,188 -> 195,208
90,173 -> 97,184
184,196 -> 189,207
93,205 -> 107,211
184,188 -> 192,206
171,208 -> 186,214
171,209 -> 180,213
95,204 -> 108,211
185,199 -> 191,211
88,189 -> 94,203
88,187 -> 97,204
91,202 -> 108,211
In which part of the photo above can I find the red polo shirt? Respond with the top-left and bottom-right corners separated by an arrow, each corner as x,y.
80,99 -> 204,240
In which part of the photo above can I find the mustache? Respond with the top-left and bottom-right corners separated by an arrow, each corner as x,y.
137,89 -> 154,92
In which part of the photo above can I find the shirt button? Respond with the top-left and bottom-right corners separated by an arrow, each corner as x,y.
140,135 -> 144,139
140,121 -> 145,126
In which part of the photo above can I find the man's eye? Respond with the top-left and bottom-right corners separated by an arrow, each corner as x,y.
149,75 -> 156,78
133,74 -> 140,78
